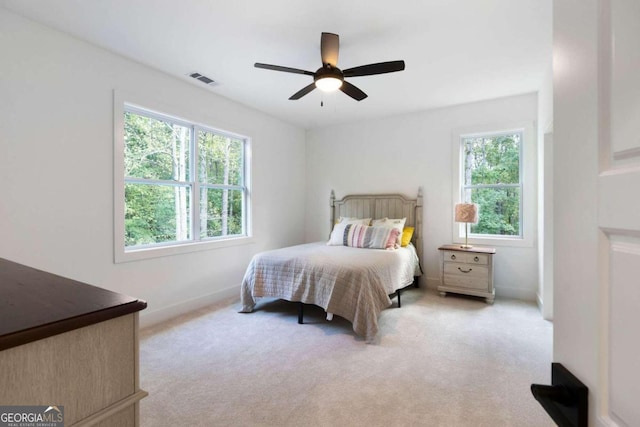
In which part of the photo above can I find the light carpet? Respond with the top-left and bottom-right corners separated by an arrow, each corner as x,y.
139,289 -> 554,426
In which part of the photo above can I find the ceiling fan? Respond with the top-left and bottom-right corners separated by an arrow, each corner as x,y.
254,32 -> 405,101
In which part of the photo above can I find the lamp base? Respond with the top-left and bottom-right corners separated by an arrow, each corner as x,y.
460,223 -> 473,249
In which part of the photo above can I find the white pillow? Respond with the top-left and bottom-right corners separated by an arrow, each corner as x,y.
371,218 -> 388,227
336,217 -> 371,225
372,217 -> 406,246
327,217 -> 372,245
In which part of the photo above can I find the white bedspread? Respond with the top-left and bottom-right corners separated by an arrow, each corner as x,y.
240,242 -> 421,340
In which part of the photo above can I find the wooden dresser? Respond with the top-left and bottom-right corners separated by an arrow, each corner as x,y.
438,244 -> 496,304
0,258 -> 147,426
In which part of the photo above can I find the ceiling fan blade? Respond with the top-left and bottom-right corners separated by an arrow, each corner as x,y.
340,81 -> 368,101
254,63 -> 314,76
320,32 -> 339,67
343,60 -> 405,77
289,83 -> 317,100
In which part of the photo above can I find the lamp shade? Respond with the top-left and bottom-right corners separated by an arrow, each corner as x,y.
455,203 -> 478,224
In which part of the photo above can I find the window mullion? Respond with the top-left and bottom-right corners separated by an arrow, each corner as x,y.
463,183 -> 521,190
241,140 -> 247,235
200,184 -> 244,191
192,126 -> 200,242
125,177 -> 190,186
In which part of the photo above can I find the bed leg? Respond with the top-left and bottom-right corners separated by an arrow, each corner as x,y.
397,289 -> 402,308
298,302 -> 304,324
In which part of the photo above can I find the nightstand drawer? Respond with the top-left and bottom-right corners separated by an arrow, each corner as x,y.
442,251 -> 462,263
467,253 -> 488,265
443,262 -> 489,286
442,251 -> 489,265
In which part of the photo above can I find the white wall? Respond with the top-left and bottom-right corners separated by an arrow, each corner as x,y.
537,65 -> 554,319
305,94 -> 539,300
0,9 -> 307,326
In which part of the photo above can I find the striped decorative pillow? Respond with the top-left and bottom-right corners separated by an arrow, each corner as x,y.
343,224 -> 400,250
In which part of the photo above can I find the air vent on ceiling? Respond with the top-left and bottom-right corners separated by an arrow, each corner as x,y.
188,72 -> 217,86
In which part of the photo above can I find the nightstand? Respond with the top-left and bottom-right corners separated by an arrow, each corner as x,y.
438,244 -> 496,304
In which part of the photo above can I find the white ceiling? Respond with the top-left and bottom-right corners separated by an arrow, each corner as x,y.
1,0 -> 551,130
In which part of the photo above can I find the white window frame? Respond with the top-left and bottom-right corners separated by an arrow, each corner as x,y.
114,90 -> 253,263
451,122 -> 535,248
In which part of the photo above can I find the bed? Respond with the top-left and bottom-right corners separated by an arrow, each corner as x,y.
240,189 -> 424,341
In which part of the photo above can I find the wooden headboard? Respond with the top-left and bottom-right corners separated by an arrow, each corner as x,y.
330,188 -> 424,266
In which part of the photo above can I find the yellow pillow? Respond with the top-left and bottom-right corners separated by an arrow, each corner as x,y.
401,226 -> 414,247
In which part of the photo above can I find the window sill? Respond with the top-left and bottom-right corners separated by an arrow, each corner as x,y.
115,236 -> 255,263
453,235 -> 533,248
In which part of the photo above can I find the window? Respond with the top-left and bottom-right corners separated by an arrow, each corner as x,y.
452,123 -> 534,247
114,96 -> 251,262
461,132 -> 522,237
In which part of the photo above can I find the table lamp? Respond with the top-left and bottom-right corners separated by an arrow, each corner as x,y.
455,203 -> 478,248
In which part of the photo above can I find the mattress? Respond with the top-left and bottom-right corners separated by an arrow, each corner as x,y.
240,241 -> 421,340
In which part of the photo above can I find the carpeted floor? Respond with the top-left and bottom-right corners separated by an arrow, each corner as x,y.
139,289 -> 554,427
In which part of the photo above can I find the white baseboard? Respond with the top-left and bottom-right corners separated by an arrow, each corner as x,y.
140,285 -> 239,329
138,280 -> 537,329
536,295 -> 554,321
536,292 -> 544,312
495,286 -> 537,301
424,277 -> 535,302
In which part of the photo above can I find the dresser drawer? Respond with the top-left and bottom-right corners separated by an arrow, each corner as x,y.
443,263 -> 489,290
442,251 -> 489,265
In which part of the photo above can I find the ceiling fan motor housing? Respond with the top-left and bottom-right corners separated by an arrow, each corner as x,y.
314,65 -> 344,83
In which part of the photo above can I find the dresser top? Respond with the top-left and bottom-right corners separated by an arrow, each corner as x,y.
438,244 -> 496,254
0,258 -> 147,351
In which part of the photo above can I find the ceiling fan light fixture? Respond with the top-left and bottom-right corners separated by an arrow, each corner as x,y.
315,76 -> 343,92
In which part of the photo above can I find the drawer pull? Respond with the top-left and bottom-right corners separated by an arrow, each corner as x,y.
474,256 -> 480,262
458,267 -> 473,273
450,254 -> 456,260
